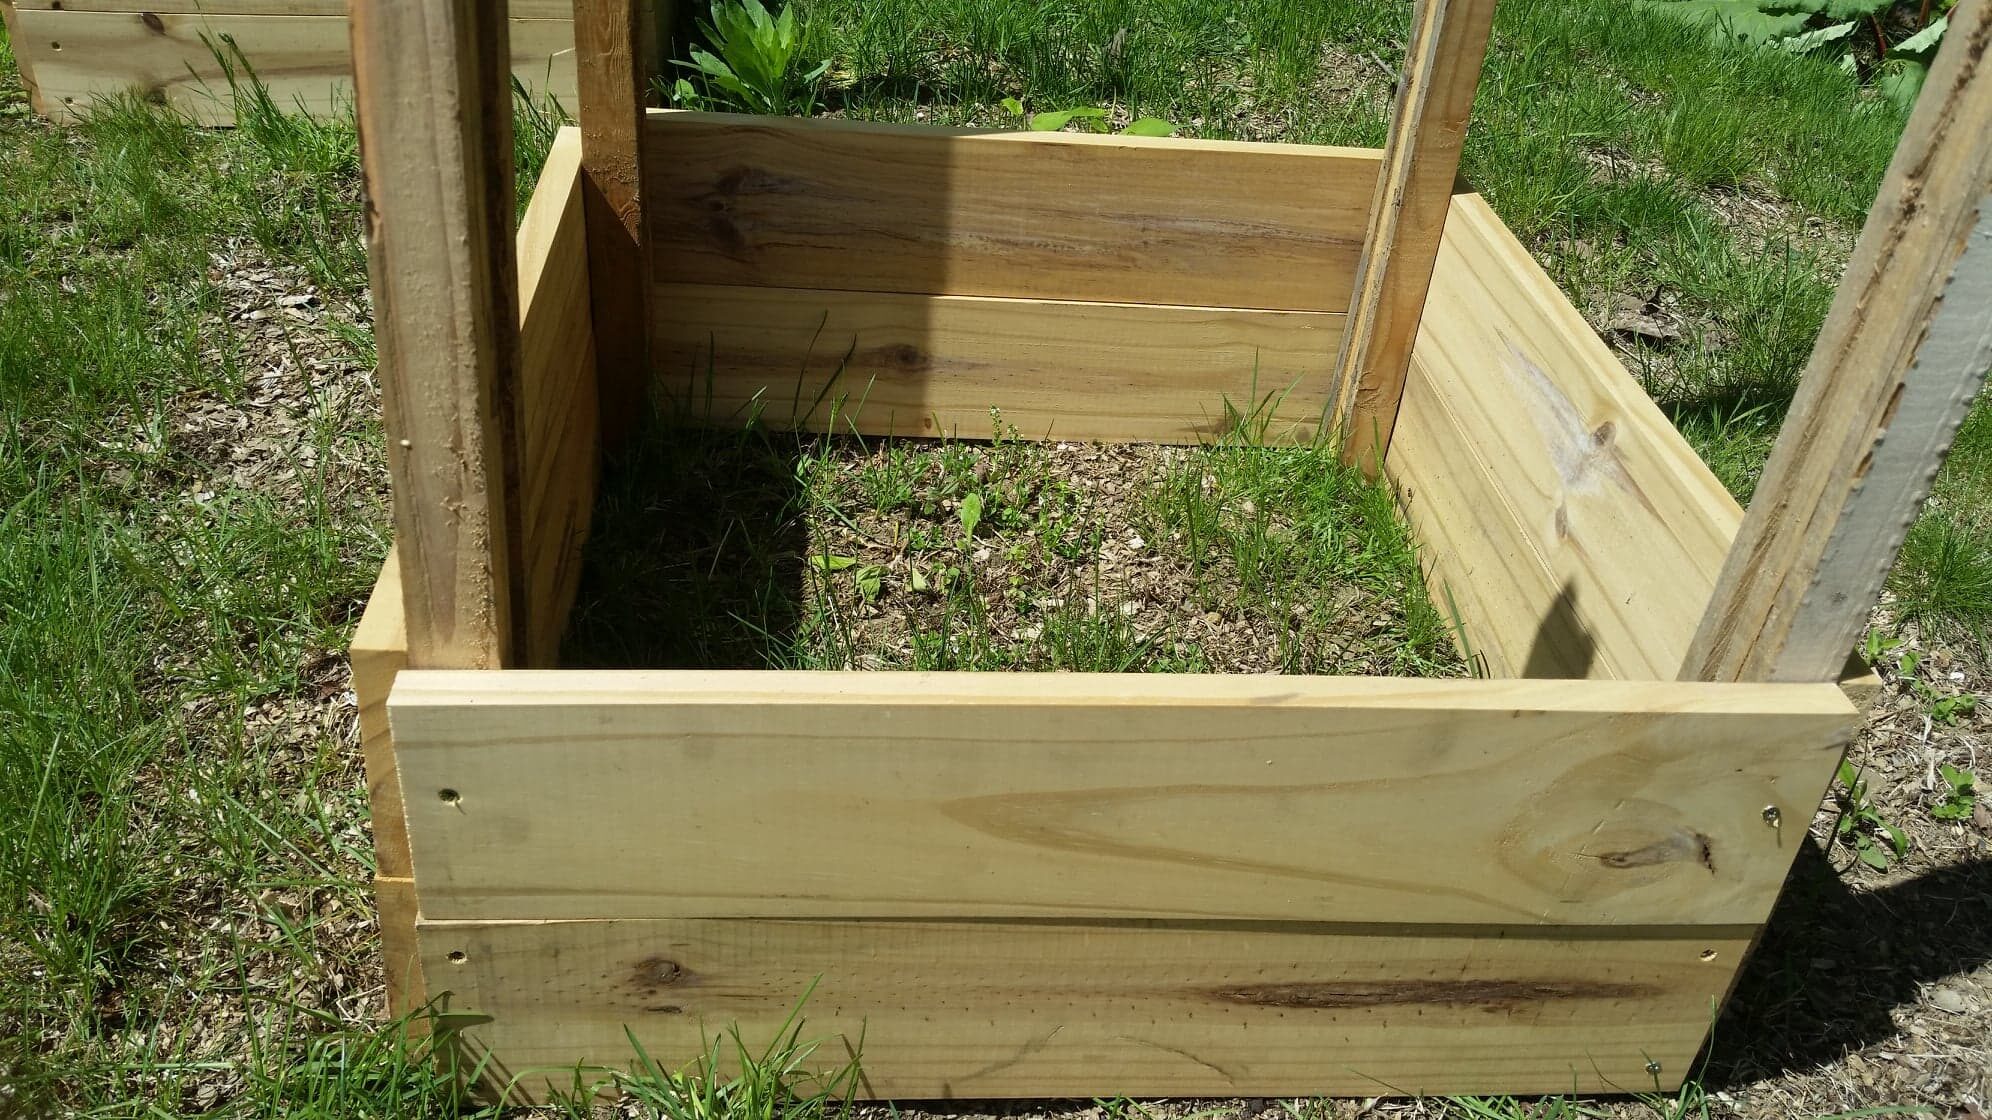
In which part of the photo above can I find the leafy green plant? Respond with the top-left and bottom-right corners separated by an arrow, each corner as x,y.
1834,760 -> 1909,870
673,0 -> 829,115
958,491 -> 984,541
1931,763 -> 1977,822
1645,0 -> 1955,110
997,97 -> 1176,136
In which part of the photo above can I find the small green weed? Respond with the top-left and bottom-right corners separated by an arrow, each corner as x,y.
1931,763 -> 1977,822
1833,760 -> 1910,870
672,0 -> 830,115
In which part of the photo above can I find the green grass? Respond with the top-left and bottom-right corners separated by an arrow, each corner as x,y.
3,0 -> 1989,1116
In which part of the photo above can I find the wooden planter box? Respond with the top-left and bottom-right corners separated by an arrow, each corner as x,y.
0,0 -> 574,124
345,0 -> 1989,1104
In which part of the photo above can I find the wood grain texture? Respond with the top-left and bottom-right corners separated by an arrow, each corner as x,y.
514,128 -> 598,666
376,875 -> 426,1021
350,550 -> 411,879
642,111 -> 1381,312
389,670 -> 1855,926
1384,194 -> 1748,681
418,916 -> 1750,1099
10,0 -> 570,14
0,2 -> 45,116
1682,0 -> 1992,684
651,283 -> 1342,443
15,9 -> 574,126
1330,0 -> 1497,471
574,0 -> 653,445
353,0 -> 525,669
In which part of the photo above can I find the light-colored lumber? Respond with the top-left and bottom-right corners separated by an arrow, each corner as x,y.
514,127 -> 599,666
651,283 -> 1343,443
352,0 -> 525,669
350,550 -> 412,878
14,9 -> 574,126
643,110 -> 1381,313
389,670 -> 1854,926
417,915 -> 1750,1099
1384,194 -> 1747,680
349,553 -> 425,1020
0,2 -> 45,116
574,0 -> 654,444
10,0 -> 570,14
1682,0 -> 1992,684
1329,0 -> 1498,471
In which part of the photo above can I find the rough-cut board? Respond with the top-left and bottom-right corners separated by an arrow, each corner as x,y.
350,552 -> 424,1018
1384,194 -> 1746,681
643,111 -> 1381,313
419,916 -> 1753,1100
390,670 -> 1855,926
1682,0 -> 1992,685
354,0 -> 524,669
1330,0 -> 1497,471
514,128 -> 599,666
651,283 -> 1342,443
11,8 -> 575,125
573,0 -> 656,444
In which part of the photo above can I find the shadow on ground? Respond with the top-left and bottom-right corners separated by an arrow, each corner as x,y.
1707,839 -> 1992,1084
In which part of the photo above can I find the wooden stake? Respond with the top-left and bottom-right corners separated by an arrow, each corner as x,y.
351,0 -> 525,669
1328,0 -> 1498,472
573,0 -> 658,445
1681,0 -> 1992,684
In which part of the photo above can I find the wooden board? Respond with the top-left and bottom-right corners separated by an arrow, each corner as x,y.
389,670 -> 1855,926
12,9 -> 575,125
515,127 -> 599,666
354,0 -> 526,669
643,111 -> 1382,313
1384,194 -> 1748,681
651,283 -> 1343,443
350,553 -> 426,1020
574,0 -> 654,445
418,915 -> 1752,1099
1330,0 -> 1497,471
1683,0 -> 1992,684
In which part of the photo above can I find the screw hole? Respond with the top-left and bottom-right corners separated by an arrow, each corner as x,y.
448,950 -> 467,965
50,41 -> 62,51
1699,948 -> 1718,962
438,788 -> 461,805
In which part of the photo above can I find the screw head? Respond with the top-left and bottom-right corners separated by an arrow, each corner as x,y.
1645,1059 -> 1663,1075
1761,805 -> 1782,826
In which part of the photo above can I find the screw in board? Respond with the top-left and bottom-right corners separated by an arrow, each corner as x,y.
1645,1060 -> 1662,1076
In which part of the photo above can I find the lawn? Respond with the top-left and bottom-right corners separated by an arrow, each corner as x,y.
0,1 -> 1987,1118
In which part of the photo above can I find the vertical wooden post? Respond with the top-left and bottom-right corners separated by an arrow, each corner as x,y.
573,0 -> 658,445
351,0 -> 525,669
1681,0 -> 1992,684
1328,0 -> 1498,472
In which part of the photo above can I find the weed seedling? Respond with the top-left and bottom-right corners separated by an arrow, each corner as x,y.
1833,760 -> 1909,871
1932,763 -> 1978,822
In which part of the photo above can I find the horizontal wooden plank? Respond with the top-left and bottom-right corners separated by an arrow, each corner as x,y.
651,283 -> 1342,443
390,670 -> 1855,925
1384,194 -> 1749,680
14,9 -> 576,125
420,916 -> 1750,1099
514,127 -> 598,667
10,0 -> 571,13
644,111 -> 1380,312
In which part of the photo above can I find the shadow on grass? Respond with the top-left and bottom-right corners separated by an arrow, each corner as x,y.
559,408 -> 811,669
1707,840 -> 1992,1084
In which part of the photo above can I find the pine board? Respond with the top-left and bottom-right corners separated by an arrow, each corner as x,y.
650,283 -> 1342,443
418,915 -> 1752,1099
1384,194 -> 1747,680
388,670 -> 1855,926
643,111 -> 1380,312
13,9 -> 575,125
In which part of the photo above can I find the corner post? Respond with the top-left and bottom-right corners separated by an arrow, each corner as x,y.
351,0 -> 526,669
1681,0 -> 1992,683
1328,0 -> 1498,472
573,0 -> 659,446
